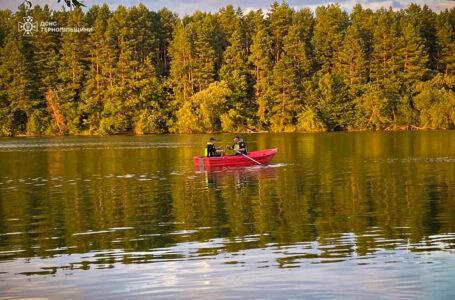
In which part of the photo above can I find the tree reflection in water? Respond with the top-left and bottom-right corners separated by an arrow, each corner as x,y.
0,132 -> 454,271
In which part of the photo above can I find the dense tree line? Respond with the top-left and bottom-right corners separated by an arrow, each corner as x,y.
0,2 -> 455,135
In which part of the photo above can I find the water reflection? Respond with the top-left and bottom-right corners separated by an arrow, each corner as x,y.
201,165 -> 277,189
0,132 -> 455,297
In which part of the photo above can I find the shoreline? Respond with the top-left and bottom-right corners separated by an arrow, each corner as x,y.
3,127 -> 452,138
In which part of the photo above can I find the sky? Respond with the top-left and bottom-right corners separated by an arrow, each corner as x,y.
1,0 -> 454,15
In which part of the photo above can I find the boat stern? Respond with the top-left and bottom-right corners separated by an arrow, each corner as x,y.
193,156 -> 206,170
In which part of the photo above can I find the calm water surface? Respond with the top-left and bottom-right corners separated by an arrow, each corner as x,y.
0,132 -> 455,299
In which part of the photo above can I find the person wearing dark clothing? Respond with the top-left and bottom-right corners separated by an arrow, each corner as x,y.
205,137 -> 224,157
228,135 -> 247,155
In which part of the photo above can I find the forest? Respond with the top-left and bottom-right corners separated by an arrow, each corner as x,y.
0,2 -> 455,136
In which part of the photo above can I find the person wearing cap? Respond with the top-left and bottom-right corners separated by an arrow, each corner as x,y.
227,135 -> 247,156
205,137 -> 224,157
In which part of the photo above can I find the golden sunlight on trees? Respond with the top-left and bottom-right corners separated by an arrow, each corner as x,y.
1,2 -> 455,135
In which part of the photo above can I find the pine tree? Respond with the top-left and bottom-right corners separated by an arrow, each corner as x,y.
58,6 -> 89,134
98,5 -> 136,134
336,26 -> 368,97
292,8 -> 314,47
30,5 -> 61,134
219,30 -> 254,131
191,15 -> 216,92
110,6 -> 134,87
435,21 -> 455,75
248,28 -> 273,129
283,25 -> 311,81
130,5 -> 166,133
312,4 -> 348,73
291,8 -> 314,71
356,83 -> 390,129
132,58 -> 165,134
168,21 -> 195,122
268,1 -> 293,63
0,10 -> 12,48
81,4 -> 111,133
219,4 -> 241,39
350,4 -> 375,82
156,8 -> 176,76
315,73 -> 353,130
270,54 -> 300,131
243,9 -> 266,57
0,31 -> 33,135
395,19 -> 429,128
403,4 -> 438,69
397,21 -> 429,84
369,9 -> 400,126
168,14 -> 220,132
129,4 -> 155,64
269,24 -> 312,132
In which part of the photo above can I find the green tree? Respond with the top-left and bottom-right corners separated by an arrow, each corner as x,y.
397,21 -> 429,84
312,4 -> 348,73
219,4 -> 241,39
168,21 -> 194,108
248,28 -> 273,129
58,6 -> 89,134
369,9 -> 400,127
155,8 -> 177,76
314,73 -> 353,130
219,30 -> 255,131
355,83 -> 390,129
0,31 -> 33,135
191,14 -> 216,92
269,24 -> 312,132
403,4 -> 437,69
394,18 -> 429,128
270,54 -> 300,131
173,81 -> 232,133
296,106 -> 326,131
131,58 -> 165,134
435,21 -> 455,75
414,75 -> 455,129
30,5 -> 62,134
335,25 -> 368,97
268,1 -> 293,62
283,25 -> 312,81
0,2 -> 454,135
0,10 -> 12,48
81,4 -> 111,133
168,13 -> 219,131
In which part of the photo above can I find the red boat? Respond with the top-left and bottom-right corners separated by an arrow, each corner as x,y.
193,148 -> 278,169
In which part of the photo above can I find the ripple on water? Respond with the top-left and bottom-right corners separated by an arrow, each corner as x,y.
1,133 -> 455,298
72,230 -> 111,236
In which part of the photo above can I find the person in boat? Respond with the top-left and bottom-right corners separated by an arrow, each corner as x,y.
205,137 -> 224,157
227,135 -> 247,156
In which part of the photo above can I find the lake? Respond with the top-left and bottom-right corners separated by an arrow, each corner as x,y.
0,131 -> 455,299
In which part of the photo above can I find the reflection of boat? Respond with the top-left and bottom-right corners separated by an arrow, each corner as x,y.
203,165 -> 277,187
193,148 -> 278,169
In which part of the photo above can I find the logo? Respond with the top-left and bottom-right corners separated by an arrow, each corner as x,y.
18,16 -> 38,36
24,0 -> 32,10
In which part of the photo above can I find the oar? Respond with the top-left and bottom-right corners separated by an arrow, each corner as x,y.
235,150 -> 263,166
